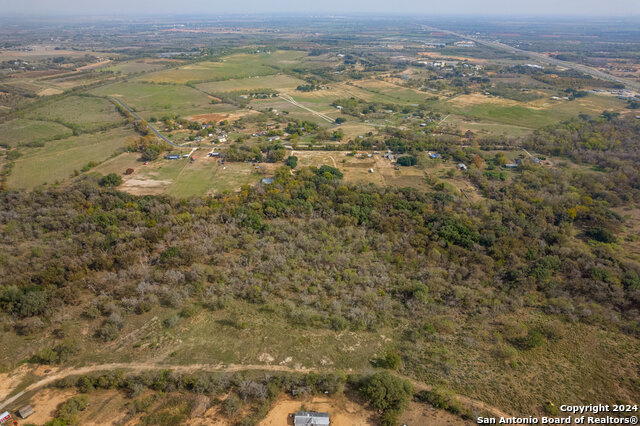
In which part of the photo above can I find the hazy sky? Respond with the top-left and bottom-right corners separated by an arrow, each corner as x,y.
0,0 -> 638,16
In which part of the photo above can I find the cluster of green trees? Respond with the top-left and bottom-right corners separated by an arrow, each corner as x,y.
223,141 -> 286,163
1,115 -> 640,416
331,98 -> 404,117
1,145 -> 638,341
47,369 -> 413,424
486,84 -> 543,102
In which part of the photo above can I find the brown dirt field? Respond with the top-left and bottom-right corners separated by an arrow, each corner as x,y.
448,93 -> 520,108
259,394 -> 377,426
23,388 -> 76,424
192,400 -> 231,426
0,364 -> 33,401
188,110 -> 256,123
76,60 -> 112,71
37,88 -> 64,96
120,178 -> 172,196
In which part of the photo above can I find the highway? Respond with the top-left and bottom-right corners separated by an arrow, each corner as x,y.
422,26 -> 640,92
111,97 -> 189,148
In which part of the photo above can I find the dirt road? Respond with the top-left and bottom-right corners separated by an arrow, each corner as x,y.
0,362 -> 512,419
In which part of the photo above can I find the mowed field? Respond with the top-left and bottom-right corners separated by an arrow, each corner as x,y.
436,93 -> 629,134
91,82 -> 221,120
197,73 -> 304,94
100,59 -> 179,75
120,150 -> 278,198
7,127 -> 134,189
350,79 -> 432,104
0,118 -> 72,147
24,95 -> 125,131
137,51 -> 309,84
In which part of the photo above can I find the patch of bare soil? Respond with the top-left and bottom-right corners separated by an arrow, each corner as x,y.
76,60 -> 112,71
0,364 -> 33,400
193,404 -> 231,425
37,88 -> 64,96
189,110 -> 256,123
259,394 -> 376,426
120,178 -> 172,196
23,388 -> 76,425
448,93 -> 518,108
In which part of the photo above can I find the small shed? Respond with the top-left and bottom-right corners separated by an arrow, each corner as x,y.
294,411 -> 330,426
261,177 -> 274,184
18,405 -> 34,419
458,163 -> 468,171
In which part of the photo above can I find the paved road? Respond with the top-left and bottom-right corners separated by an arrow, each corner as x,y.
422,26 -> 640,92
111,97 -> 188,148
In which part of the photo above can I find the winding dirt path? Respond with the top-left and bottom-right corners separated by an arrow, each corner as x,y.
0,362 -> 512,419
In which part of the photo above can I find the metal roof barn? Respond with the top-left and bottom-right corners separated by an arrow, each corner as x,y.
294,411 -> 330,426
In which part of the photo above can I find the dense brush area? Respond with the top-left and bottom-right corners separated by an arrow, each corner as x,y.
1,117 -> 640,414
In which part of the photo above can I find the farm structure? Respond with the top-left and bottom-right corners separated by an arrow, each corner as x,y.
294,411 -> 330,425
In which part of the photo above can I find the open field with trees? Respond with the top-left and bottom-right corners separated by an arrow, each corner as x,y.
90,83 -> 217,119
1,14 -> 640,425
137,51 -> 309,84
0,118 -> 73,147
24,95 -> 125,133
6,127 -> 134,189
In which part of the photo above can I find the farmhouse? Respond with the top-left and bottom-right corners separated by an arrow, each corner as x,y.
294,411 -> 330,425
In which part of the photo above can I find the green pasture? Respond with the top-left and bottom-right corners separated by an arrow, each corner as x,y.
138,51 -> 308,84
25,95 -> 124,131
197,74 -> 304,93
7,127 -> 134,189
91,82 -> 214,119
0,119 -> 72,147
135,159 -> 264,197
